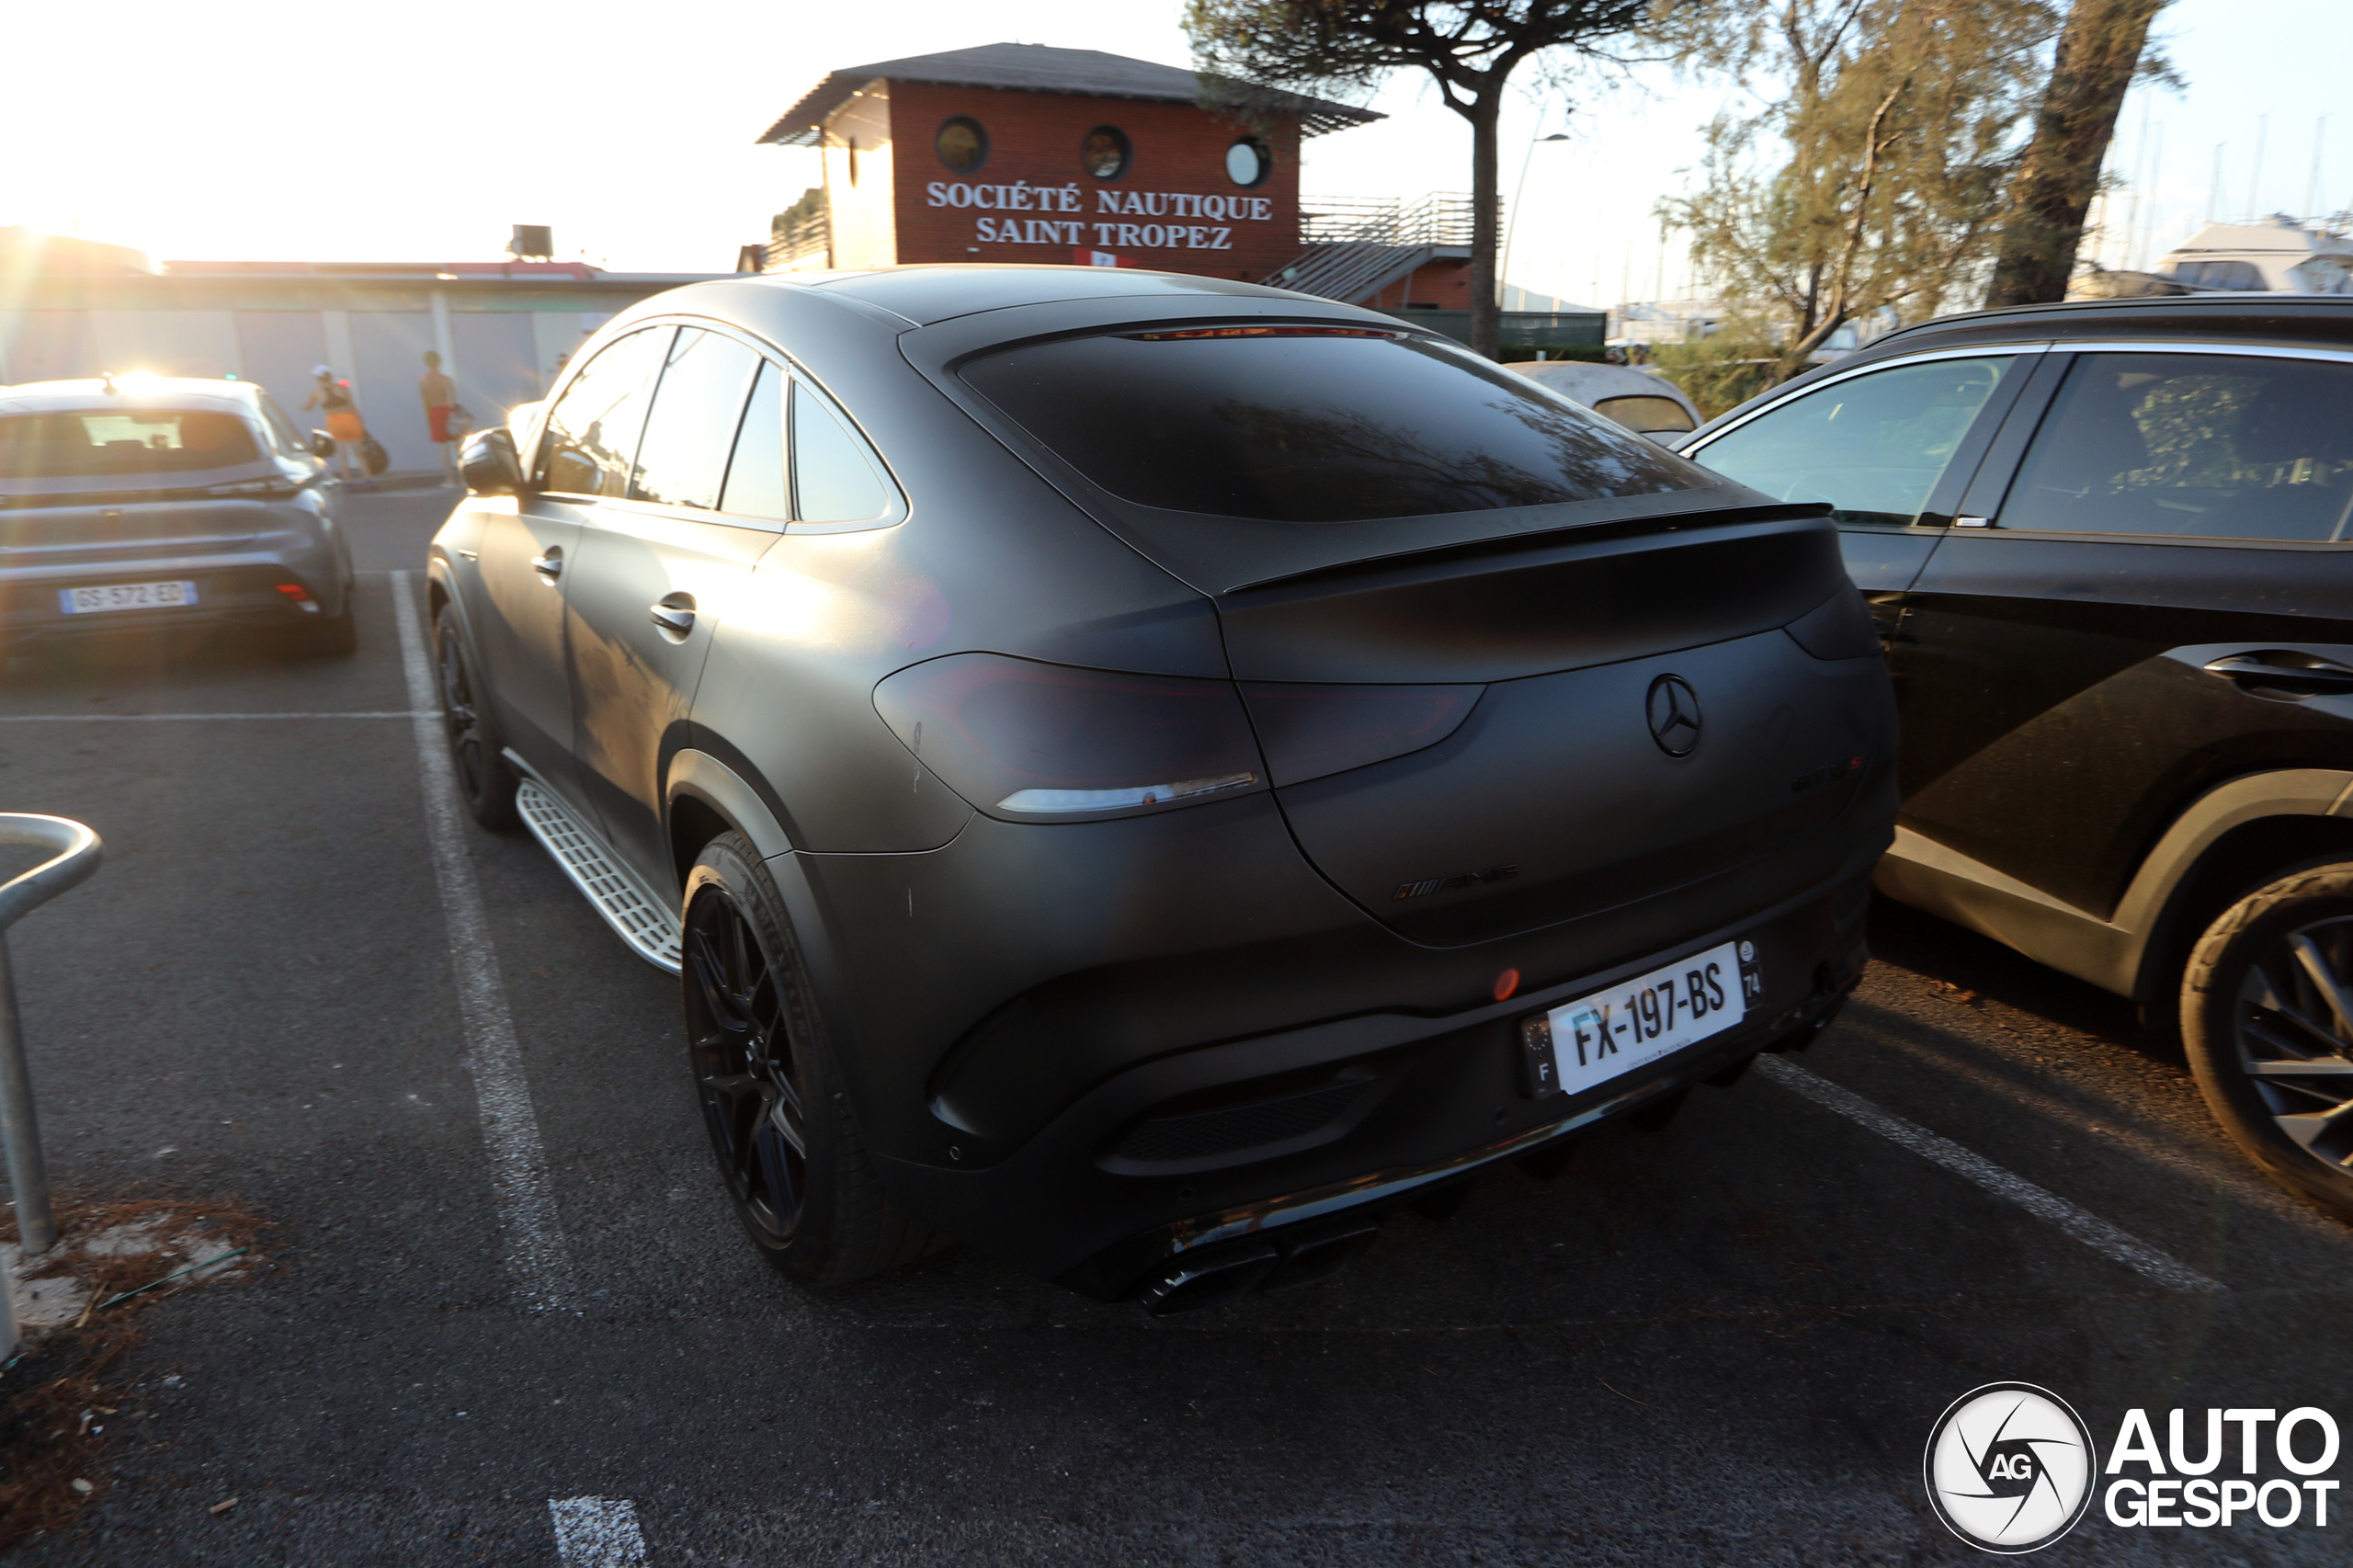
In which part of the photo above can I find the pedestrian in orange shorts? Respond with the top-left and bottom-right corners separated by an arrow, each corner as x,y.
303,366 -> 370,488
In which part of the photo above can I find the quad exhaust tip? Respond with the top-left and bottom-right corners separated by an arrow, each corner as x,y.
1123,992 -> 1865,1316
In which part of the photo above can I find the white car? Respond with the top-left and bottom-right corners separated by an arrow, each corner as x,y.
1507,360 -> 1700,437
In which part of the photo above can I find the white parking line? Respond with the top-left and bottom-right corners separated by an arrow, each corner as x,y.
391,569 -> 579,1312
0,711 -> 427,722
1755,1054 -> 2224,1293
548,1497 -> 648,1566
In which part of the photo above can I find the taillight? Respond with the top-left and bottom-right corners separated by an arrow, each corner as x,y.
873,653 -> 1266,822
1239,682 -> 1483,785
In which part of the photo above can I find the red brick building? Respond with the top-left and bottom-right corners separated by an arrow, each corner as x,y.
756,43 -> 1378,281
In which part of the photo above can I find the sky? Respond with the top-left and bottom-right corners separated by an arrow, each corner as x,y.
5,0 -> 2347,306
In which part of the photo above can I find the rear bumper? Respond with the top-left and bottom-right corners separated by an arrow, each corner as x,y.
0,549 -> 344,644
870,869 -> 1871,1292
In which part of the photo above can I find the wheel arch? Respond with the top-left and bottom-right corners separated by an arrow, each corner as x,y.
664,747 -> 868,1108
2122,781 -> 2353,1008
424,553 -> 464,628
1877,768 -> 2353,1006
665,743 -> 798,892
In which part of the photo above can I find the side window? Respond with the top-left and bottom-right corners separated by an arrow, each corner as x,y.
790,381 -> 891,524
1694,357 -> 2015,526
1996,353 -> 2353,543
2173,260 -> 2266,292
719,360 -> 790,522
539,328 -> 668,496
631,328 -> 759,510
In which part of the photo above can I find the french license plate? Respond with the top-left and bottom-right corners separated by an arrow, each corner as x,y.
57,580 -> 199,615
1518,939 -> 1763,1098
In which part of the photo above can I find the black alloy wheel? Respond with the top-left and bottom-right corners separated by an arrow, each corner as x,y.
684,882 -> 809,1253
433,608 -> 517,830
679,833 -> 943,1285
2184,863 -> 2353,1219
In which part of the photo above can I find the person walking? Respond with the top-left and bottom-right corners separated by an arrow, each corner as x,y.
303,367 -> 370,489
419,350 -> 460,485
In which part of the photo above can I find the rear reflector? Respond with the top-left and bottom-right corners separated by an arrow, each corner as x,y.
874,653 -> 1266,823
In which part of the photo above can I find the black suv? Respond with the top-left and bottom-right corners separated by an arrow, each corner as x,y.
1680,296 -> 2353,1220
429,267 -> 1897,1311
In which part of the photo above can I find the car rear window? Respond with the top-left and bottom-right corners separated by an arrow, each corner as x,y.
1593,394 -> 1698,434
0,409 -> 261,478
960,328 -> 1701,522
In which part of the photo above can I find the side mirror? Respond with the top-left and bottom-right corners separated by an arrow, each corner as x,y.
460,426 -> 527,495
308,430 -> 335,460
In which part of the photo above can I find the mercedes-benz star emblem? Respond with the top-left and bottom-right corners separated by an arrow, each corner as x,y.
1646,674 -> 1701,757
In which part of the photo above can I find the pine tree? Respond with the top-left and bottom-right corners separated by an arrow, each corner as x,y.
1186,0 -> 1653,358
1662,0 -> 2056,381
1984,0 -> 2170,307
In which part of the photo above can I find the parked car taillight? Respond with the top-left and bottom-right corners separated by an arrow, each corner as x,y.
873,653 -> 1266,822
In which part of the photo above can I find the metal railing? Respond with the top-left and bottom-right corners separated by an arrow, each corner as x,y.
1300,193 -> 1485,249
1272,193 -> 1495,303
0,814 -> 102,1360
764,225 -> 829,271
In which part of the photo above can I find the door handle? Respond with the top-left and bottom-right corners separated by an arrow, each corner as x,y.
530,547 -> 563,582
2202,652 -> 2353,694
649,596 -> 696,639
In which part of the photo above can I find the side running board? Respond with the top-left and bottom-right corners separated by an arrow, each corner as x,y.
514,779 -> 684,974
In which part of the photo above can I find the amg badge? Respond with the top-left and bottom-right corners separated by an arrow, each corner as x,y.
1393,864 -> 1518,901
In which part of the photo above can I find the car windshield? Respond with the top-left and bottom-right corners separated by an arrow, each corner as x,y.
0,408 -> 261,479
961,328 -> 1702,522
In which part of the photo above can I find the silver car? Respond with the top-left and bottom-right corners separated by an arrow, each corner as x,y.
0,376 -> 355,653
1506,360 -> 1701,437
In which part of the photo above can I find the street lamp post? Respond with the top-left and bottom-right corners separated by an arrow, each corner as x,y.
1500,132 -> 1570,311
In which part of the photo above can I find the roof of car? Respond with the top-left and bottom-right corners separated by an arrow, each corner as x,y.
1680,293 -> 2353,440
756,42 -> 1381,145
0,377 -> 262,415
1509,360 -> 1699,415
1853,292 -> 2353,359
742,263 -> 1353,326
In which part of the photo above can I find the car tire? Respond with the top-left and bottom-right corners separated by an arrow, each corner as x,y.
681,831 -> 944,1287
2181,862 -> 2353,1219
431,606 -> 518,830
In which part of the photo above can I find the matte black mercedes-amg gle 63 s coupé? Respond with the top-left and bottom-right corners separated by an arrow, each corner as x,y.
429,266 -> 1897,1312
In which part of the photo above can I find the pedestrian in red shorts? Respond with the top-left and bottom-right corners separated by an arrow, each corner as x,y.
420,350 -> 459,485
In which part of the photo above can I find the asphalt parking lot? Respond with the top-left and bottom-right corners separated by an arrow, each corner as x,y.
2,486 -> 2347,1565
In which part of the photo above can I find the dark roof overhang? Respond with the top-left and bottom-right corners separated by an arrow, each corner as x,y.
756,41 -> 1381,146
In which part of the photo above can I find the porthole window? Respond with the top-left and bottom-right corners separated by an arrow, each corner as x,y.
1224,137 -> 1272,188
1081,125 -> 1131,181
935,116 -> 988,174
